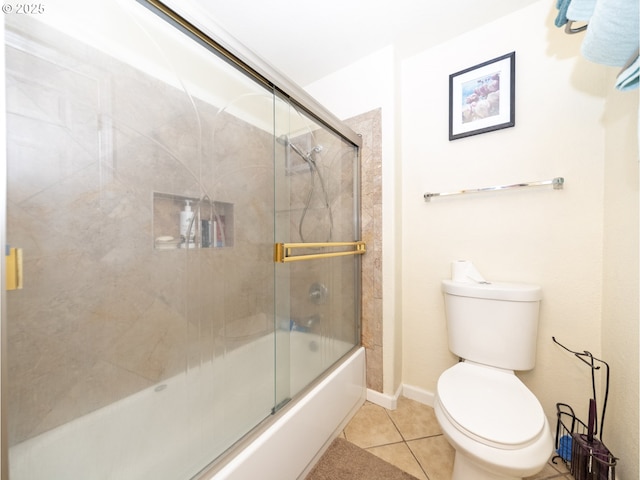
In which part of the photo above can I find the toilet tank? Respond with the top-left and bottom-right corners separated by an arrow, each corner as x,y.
441,280 -> 542,371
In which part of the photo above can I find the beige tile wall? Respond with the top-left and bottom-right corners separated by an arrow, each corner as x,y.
346,109 -> 383,392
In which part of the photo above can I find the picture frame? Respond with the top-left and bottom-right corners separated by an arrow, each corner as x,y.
449,52 -> 515,141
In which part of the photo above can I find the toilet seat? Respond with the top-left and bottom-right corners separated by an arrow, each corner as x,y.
437,362 -> 545,449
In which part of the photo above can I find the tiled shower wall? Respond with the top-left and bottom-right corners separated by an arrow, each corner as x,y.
285,126 -> 359,347
346,109 -> 383,392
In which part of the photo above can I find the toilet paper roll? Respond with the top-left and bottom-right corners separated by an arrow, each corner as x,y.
451,260 -> 488,283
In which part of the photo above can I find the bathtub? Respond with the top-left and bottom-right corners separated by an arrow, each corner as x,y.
9,331 -> 365,480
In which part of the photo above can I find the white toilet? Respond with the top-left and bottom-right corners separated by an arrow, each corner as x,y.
434,279 -> 553,480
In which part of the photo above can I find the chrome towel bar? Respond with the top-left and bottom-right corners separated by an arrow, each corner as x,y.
423,177 -> 564,202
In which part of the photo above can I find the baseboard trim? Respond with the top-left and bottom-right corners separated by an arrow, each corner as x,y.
366,384 -> 402,410
366,384 -> 435,410
398,384 -> 435,408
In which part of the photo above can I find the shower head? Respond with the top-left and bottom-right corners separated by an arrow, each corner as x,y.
278,135 -> 332,243
276,134 -> 290,147
276,135 -> 320,164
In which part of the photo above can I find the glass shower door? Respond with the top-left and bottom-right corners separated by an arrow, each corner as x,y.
3,1 -> 362,478
4,3 -> 277,478
273,99 -> 361,407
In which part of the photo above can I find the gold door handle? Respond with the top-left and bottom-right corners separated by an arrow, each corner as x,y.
274,241 -> 366,263
6,247 -> 23,290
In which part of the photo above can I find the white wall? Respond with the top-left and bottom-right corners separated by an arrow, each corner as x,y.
601,70 -> 639,479
401,0 -> 606,408
400,1 -> 638,479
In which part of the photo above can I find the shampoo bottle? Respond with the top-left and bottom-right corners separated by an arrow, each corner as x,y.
180,200 -> 195,244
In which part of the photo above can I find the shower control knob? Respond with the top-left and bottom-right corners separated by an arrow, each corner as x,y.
309,282 -> 328,304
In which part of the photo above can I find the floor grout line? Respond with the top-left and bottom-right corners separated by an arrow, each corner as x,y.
382,407 -> 432,480
364,440 -> 405,448
404,439 -> 431,480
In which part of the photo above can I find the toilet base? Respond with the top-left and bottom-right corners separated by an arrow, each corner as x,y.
452,452 -> 521,480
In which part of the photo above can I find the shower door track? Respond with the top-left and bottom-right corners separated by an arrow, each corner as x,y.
136,0 -> 362,150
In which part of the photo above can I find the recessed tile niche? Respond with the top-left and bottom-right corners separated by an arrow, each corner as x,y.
153,192 -> 234,250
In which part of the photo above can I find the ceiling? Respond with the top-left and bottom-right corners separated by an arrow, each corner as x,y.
184,0 -> 540,86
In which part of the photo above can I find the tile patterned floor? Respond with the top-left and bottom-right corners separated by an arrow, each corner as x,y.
339,397 -> 573,480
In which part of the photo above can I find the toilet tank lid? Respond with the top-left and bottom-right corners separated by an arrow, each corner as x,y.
442,280 -> 541,301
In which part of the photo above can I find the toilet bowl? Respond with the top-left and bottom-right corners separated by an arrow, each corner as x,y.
434,362 -> 552,480
436,273 -> 553,479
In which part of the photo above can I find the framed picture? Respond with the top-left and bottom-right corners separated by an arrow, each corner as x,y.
449,52 -> 515,141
